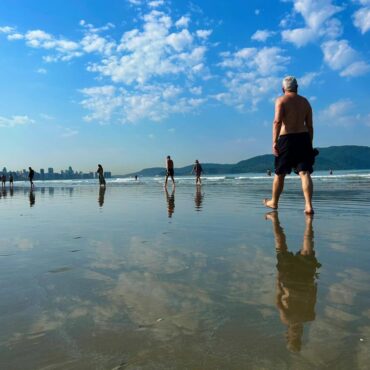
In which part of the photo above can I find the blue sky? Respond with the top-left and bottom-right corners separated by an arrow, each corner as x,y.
1,0 -> 369,174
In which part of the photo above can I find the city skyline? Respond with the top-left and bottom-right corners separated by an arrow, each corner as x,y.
1,0 -> 370,173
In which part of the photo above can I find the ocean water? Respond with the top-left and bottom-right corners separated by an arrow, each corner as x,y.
0,170 -> 370,369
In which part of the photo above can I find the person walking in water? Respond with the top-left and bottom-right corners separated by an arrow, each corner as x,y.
1,174 -> 5,188
263,76 -> 316,214
191,160 -> 203,185
164,155 -> 175,188
28,167 -> 35,189
97,164 -> 106,187
9,173 -> 14,188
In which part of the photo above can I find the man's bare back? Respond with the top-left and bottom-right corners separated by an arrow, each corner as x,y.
274,93 -> 313,137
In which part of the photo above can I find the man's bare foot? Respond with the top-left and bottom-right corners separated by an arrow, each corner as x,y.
304,208 -> 314,215
263,198 -> 278,210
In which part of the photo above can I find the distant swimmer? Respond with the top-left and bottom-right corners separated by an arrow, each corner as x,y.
97,164 -> 106,187
263,76 -> 316,214
329,169 -> 333,175
9,173 -> 14,188
191,159 -> 203,185
267,169 -> 272,176
1,174 -> 5,188
164,155 -> 175,188
28,167 -> 35,189
135,175 -> 138,181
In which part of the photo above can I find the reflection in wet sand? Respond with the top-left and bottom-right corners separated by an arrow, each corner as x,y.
29,191 -> 35,207
266,212 -> 321,352
98,186 -> 106,207
165,188 -> 175,218
194,186 -> 204,211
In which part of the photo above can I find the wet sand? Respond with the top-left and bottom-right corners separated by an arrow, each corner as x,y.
0,179 -> 370,370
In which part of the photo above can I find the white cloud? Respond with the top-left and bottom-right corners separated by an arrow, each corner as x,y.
7,33 -> 23,40
0,115 -> 34,127
196,29 -> 212,39
36,68 -> 47,74
321,39 -> 370,76
61,128 -> 79,138
80,84 -> 206,123
0,26 -> 15,33
80,85 -> 122,123
353,6 -> 370,34
87,11 -> 207,86
167,29 -> 193,51
317,99 -> 366,126
299,71 -> 320,87
251,29 -> 275,42
255,9 -> 260,15
128,0 -> 142,5
218,47 -> 289,110
281,0 -> 343,47
341,60 -> 370,77
148,0 -> 165,8
175,16 -> 190,28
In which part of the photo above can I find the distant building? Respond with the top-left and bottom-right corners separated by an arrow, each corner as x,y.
40,168 -> 45,180
104,172 -> 112,179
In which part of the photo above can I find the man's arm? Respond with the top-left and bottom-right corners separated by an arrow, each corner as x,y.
305,101 -> 313,142
272,98 -> 283,156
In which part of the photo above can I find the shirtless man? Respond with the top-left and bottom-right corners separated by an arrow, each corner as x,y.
264,76 -> 315,214
164,155 -> 175,188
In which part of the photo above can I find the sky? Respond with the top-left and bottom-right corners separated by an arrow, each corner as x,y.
1,0 -> 370,174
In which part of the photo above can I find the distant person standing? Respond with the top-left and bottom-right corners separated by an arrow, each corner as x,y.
9,173 -> 14,188
97,164 -> 106,187
263,76 -> 316,214
267,169 -> 272,176
28,167 -> 35,189
329,169 -> 333,175
1,174 -> 5,188
165,155 -> 175,188
191,160 -> 203,185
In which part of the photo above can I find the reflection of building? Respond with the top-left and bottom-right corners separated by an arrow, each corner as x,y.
266,212 -> 321,352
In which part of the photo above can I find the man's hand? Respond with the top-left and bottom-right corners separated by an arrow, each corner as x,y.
272,143 -> 279,157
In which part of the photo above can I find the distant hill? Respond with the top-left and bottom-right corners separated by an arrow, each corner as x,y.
124,145 -> 370,177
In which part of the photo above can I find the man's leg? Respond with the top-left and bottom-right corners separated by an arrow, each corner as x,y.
299,171 -> 314,214
264,174 -> 285,209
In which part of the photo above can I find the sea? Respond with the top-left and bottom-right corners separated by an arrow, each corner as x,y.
0,170 -> 369,369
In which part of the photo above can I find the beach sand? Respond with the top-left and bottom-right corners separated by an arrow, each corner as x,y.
0,175 -> 370,369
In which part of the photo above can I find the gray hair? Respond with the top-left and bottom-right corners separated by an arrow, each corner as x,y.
282,76 -> 298,92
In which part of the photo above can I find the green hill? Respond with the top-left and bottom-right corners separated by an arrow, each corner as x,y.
124,145 -> 370,177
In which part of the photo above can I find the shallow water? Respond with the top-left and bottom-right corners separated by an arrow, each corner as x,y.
1,173 -> 370,370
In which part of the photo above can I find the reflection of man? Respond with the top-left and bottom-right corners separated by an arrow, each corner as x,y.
265,211 -> 321,352
98,186 -> 106,207
165,188 -> 175,218
263,76 -> 315,214
194,187 -> 204,211
29,190 -> 35,207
